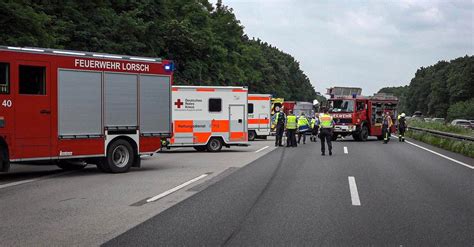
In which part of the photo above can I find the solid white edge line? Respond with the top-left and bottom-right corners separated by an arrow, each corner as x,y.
255,146 -> 270,153
344,146 -> 348,154
348,176 -> 361,206
404,140 -> 474,170
146,174 -> 209,203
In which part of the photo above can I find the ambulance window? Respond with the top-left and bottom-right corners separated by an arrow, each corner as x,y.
209,98 -> 222,112
0,63 -> 9,94
248,103 -> 254,114
19,65 -> 46,95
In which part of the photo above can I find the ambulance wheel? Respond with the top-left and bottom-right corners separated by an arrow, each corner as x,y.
248,131 -> 257,141
104,139 -> 135,173
194,146 -> 207,152
56,160 -> 87,171
359,126 -> 369,142
207,138 -> 223,152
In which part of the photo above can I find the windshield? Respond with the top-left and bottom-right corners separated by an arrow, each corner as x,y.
329,100 -> 355,113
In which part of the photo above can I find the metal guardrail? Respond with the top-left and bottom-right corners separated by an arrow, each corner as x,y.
408,126 -> 474,142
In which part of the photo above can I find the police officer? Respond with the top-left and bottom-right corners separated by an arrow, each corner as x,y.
297,112 -> 310,144
286,110 -> 297,147
318,108 -> 335,155
273,107 -> 286,147
382,112 -> 393,144
398,113 -> 407,142
310,114 -> 319,142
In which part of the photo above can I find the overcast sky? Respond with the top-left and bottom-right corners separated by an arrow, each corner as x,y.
213,0 -> 473,95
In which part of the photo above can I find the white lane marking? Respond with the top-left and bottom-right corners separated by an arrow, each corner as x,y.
0,171 -> 74,190
146,174 -> 209,203
344,146 -> 348,154
255,146 -> 269,153
404,140 -> 474,170
348,176 -> 361,206
0,179 -> 37,189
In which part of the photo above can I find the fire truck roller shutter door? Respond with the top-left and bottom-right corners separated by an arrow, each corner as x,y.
58,70 -> 102,136
139,75 -> 171,135
105,73 -> 138,128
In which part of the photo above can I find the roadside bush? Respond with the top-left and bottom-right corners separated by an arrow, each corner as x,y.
446,99 -> 474,121
407,130 -> 474,158
407,120 -> 474,137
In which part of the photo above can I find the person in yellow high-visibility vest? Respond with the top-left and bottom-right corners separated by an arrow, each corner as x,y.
286,110 -> 298,147
297,112 -> 310,144
317,108 -> 335,155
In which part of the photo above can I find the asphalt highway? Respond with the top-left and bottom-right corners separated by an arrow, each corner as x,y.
105,137 -> 473,246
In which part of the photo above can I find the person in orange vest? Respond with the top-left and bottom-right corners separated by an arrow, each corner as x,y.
317,108 -> 335,155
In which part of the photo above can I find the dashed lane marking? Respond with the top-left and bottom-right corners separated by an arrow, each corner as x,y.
344,146 -> 348,154
255,146 -> 270,153
146,173 -> 210,203
348,176 -> 361,206
0,171 -> 75,190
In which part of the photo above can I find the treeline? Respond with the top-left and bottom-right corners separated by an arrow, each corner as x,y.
0,0 -> 317,101
378,55 -> 474,120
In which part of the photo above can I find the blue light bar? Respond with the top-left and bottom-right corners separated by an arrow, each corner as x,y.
164,63 -> 175,72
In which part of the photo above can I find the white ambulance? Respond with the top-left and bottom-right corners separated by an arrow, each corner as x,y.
170,86 -> 249,152
247,94 -> 272,141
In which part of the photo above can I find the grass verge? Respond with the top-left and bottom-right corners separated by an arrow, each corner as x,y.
407,120 -> 474,137
406,130 -> 474,158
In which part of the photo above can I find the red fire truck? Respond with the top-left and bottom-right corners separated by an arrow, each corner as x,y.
0,46 -> 173,173
327,87 -> 398,141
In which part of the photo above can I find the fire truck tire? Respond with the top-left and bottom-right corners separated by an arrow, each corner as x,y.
207,138 -> 223,152
56,160 -> 87,171
352,134 -> 361,141
194,146 -> 207,152
0,144 -> 10,172
248,131 -> 257,141
104,139 -> 135,173
359,126 -> 369,141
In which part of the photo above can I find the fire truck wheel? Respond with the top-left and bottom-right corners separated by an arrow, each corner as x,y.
248,131 -> 257,141
56,160 -> 87,171
359,126 -> 369,141
0,145 -> 10,172
207,138 -> 223,152
105,139 -> 135,173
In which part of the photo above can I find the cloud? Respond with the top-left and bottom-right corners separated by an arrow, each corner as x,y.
216,0 -> 473,94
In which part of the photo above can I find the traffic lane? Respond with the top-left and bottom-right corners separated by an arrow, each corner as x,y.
225,142 -> 362,246
104,145 -> 287,246
107,138 -> 473,246
333,137 -> 473,245
0,139 -> 275,246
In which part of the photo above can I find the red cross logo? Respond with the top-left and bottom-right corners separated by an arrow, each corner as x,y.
174,99 -> 184,108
